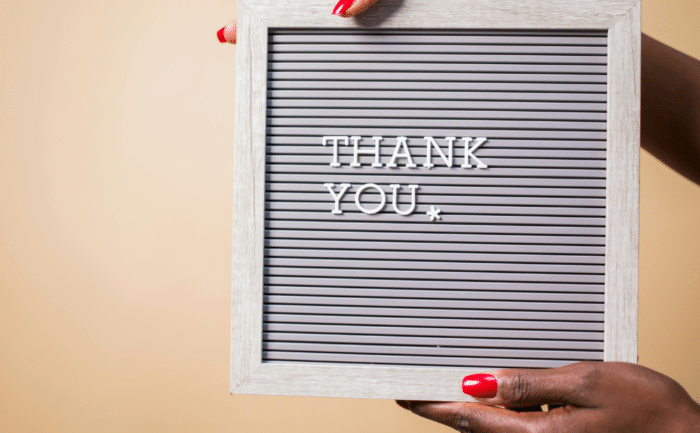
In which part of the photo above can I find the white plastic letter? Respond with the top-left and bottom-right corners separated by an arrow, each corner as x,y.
354,183 -> 386,215
423,136 -> 455,169
324,183 -> 351,214
386,136 -> 417,168
322,136 -> 349,167
350,136 -> 383,168
461,137 -> 488,169
390,184 -> 419,216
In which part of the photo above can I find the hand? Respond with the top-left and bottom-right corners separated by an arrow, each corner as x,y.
331,0 -> 380,17
397,361 -> 700,433
217,0 -> 381,44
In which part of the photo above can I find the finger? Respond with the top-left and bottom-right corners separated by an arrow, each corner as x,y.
463,361 -> 599,408
217,20 -> 237,44
402,401 -> 547,433
332,0 -> 381,17
510,405 -> 544,413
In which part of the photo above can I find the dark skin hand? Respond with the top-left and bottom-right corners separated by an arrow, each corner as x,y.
641,34 -> 700,186
397,362 -> 700,433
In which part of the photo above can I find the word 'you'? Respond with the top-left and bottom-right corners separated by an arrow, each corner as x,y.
320,136 -> 489,220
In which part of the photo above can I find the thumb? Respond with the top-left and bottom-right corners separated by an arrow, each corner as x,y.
463,362 -> 598,408
332,0 -> 381,17
399,401 -> 547,433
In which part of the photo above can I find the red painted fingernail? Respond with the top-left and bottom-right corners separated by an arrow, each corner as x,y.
332,0 -> 354,16
217,21 -> 237,44
462,374 -> 498,398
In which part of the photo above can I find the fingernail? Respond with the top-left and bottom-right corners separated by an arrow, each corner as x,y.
462,373 -> 497,398
332,0 -> 354,16
217,21 -> 237,44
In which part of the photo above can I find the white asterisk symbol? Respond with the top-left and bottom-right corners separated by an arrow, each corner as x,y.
426,206 -> 442,221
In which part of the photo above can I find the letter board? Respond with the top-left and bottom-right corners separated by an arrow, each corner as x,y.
232,0 -> 640,401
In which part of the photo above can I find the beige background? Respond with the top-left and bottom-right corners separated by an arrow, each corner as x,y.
1,0 -> 698,431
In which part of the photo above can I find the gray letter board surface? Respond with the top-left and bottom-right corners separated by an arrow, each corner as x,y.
265,29 -> 607,368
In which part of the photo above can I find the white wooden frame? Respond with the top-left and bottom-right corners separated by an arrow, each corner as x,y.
231,0 -> 640,401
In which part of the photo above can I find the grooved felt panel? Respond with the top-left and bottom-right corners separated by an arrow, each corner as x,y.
263,29 -> 607,369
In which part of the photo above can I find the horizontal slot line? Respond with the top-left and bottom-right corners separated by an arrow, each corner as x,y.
264,314 -> 604,330
269,47 -> 607,55
266,222 -> 606,236
265,213 -> 606,225
267,137 -> 607,145
263,315 -> 604,325
267,204 -> 607,211
266,285 -> 606,296
264,261 -> 606,274
268,99 -> 607,109
270,57 -> 608,62
271,172 -> 608,179
264,271 -> 605,284
263,323 -> 603,340
265,250 -> 605,264
265,282 -> 604,294
263,332 -> 604,349
269,72 -> 608,84
267,192 -> 607,206
267,176 -> 606,187
265,241 -> 605,255
265,214 -> 606,223
262,358 -> 576,369
270,79 -> 608,87
266,113 -> 606,126
265,296 -> 603,311
266,219 -> 607,228
268,115 -> 609,120
268,87 -> 607,95
266,207 -> 606,218
269,34 -> 606,39
269,95 -> 607,103
265,282 -> 605,295
264,258 -> 604,274
266,232 -> 605,246
264,287 -> 605,301
264,303 -> 604,318
268,127 -> 607,136
265,192 -> 606,202
266,237 -> 605,248
268,136 -> 606,142
263,349 -> 600,359
263,338 -> 604,353
267,154 -> 608,160
263,343 -> 601,360
265,277 -> 604,292
267,187 -> 607,198
269,67 -> 607,74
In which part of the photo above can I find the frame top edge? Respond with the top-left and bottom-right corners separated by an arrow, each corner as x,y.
240,0 -> 640,29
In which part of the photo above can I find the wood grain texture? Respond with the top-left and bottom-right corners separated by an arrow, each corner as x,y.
604,2 -> 641,363
245,0 -> 638,29
234,363 -> 484,401
230,2 -> 267,390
